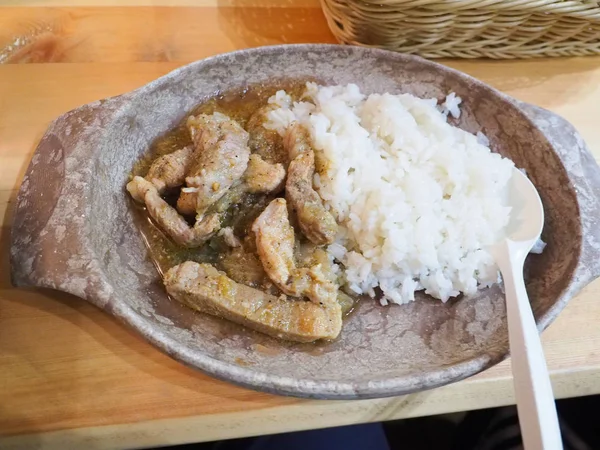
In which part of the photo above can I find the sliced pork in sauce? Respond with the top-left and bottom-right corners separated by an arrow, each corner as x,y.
128,146 -> 194,203
127,177 -> 220,247
180,113 -> 251,217
128,88 -> 353,343
145,146 -> 194,193
252,198 -> 338,306
164,261 -> 342,342
244,154 -> 286,194
220,247 -> 268,288
284,123 -> 337,245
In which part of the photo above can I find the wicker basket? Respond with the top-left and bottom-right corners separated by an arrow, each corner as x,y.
321,0 -> 600,58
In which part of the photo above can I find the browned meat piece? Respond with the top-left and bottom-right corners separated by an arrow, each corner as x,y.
178,154 -> 284,216
294,241 -> 355,314
145,146 -> 194,193
252,198 -> 297,287
220,247 -> 267,288
182,113 -> 251,217
127,175 -> 155,205
187,112 -> 244,150
287,152 -> 337,245
244,154 -> 286,194
284,123 -> 330,173
164,261 -> 342,342
127,177 -> 220,247
284,122 -> 313,160
128,146 -> 195,204
246,105 -> 286,165
295,242 -> 334,280
252,198 -> 338,306
284,123 -> 337,245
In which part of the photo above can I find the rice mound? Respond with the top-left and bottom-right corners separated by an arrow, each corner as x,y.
265,83 -> 515,305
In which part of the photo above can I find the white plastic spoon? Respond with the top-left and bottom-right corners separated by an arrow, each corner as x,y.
493,168 -> 562,450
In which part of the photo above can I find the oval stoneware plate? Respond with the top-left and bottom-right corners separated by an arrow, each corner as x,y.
10,45 -> 600,399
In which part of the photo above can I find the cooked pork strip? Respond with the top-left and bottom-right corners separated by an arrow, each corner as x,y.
244,154 -> 286,194
284,123 -> 337,245
177,154 -> 285,216
283,121 -> 313,161
182,113 -> 251,217
187,112 -> 244,151
220,247 -> 267,288
164,261 -> 342,342
127,146 -> 194,204
145,146 -> 194,193
127,176 -> 220,248
252,198 -> 338,306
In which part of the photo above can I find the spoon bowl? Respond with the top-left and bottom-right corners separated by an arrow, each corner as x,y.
504,168 -> 545,245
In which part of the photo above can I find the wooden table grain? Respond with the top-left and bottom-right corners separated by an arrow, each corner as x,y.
2,2 -> 600,449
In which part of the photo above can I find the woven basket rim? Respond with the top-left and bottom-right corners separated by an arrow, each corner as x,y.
321,0 -> 600,58
352,0 -> 600,6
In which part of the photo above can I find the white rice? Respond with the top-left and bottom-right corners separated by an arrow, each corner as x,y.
265,83 -> 518,305
530,238 -> 547,254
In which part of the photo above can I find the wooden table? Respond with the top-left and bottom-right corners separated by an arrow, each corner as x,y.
2,1 -> 600,449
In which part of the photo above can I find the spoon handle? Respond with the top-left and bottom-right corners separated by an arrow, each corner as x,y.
501,242 -> 563,450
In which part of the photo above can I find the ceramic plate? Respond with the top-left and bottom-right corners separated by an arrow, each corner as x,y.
11,45 -> 600,399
